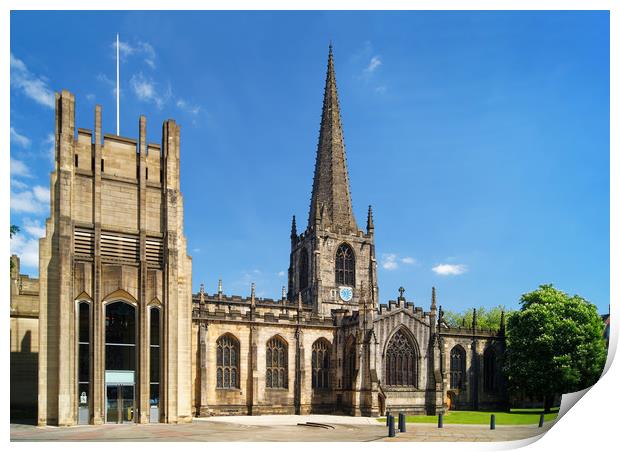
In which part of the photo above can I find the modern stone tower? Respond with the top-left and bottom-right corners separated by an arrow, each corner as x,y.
288,46 -> 379,315
37,91 -> 193,425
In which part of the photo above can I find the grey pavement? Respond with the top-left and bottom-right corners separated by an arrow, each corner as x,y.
10,415 -> 556,442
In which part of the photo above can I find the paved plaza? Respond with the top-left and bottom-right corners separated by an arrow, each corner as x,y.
10,415 -> 556,442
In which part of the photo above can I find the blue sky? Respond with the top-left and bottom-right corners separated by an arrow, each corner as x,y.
10,11 -> 609,313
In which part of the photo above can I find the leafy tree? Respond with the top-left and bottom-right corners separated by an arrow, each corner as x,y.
10,225 -> 20,272
442,306 -> 514,330
505,284 -> 607,412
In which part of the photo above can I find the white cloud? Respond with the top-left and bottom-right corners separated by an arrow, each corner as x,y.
33,186 -> 50,204
11,185 -> 49,214
115,39 -> 157,69
86,93 -> 95,101
10,233 -> 40,268
277,271 -> 285,277
381,253 -> 417,270
22,218 -> 46,238
130,73 -> 170,108
44,134 -> 55,165
10,127 -> 31,148
96,73 -> 117,98
432,263 -> 468,276
381,253 -> 399,270
10,53 -> 55,109
375,85 -> 387,94
11,158 -> 32,178
364,56 -> 382,73
176,99 -> 201,115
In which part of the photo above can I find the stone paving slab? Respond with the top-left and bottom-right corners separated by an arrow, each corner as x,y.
10,417 -> 556,442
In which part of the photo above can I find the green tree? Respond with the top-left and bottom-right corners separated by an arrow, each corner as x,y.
505,284 -> 607,412
442,305 -> 514,330
10,225 -> 19,272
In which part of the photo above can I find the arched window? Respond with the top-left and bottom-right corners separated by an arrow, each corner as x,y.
266,336 -> 288,389
312,339 -> 330,390
343,336 -> 356,389
216,334 -> 240,389
335,243 -> 355,287
385,328 -> 417,387
299,248 -> 309,290
483,346 -> 496,392
450,345 -> 466,390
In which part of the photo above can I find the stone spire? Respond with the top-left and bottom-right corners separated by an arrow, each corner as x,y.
431,286 -> 437,311
308,44 -> 358,233
290,215 -> 297,244
366,205 -> 374,233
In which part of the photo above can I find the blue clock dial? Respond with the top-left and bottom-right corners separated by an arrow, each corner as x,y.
339,287 -> 353,302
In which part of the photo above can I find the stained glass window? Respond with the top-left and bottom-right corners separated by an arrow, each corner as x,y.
266,337 -> 288,389
335,244 -> 355,287
450,345 -> 466,390
216,334 -> 240,389
312,339 -> 330,389
385,329 -> 417,387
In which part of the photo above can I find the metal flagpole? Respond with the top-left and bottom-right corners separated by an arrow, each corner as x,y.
116,33 -> 120,135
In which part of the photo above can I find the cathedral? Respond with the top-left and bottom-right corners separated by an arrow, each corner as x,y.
10,46 -> 508,425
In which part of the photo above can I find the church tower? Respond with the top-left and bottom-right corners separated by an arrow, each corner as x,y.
288,45 -> 378,316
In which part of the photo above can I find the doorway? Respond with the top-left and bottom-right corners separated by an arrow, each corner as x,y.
106,384 -> 135,423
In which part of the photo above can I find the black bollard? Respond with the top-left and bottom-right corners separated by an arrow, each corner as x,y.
386,411 -> 391,426
398,412 -> 406,432
438,413 -> 443,428
490,414 -> 496,430
388,414 -> 396,437
538,413 -> 544,428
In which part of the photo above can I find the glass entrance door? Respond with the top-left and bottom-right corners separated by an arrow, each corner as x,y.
106,384 -> 135,423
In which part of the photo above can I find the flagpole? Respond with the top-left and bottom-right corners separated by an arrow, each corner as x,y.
116,33 -> 120,136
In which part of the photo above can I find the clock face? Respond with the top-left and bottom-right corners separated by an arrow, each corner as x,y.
339,287 -> 353,302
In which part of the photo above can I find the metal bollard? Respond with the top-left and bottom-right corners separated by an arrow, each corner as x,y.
386,411 -> 391,426
490,414 -> 496,430
398,412 -> 406,432
438,413 -> 443,428
388,414 -> 396,437
538,413 -> 544,428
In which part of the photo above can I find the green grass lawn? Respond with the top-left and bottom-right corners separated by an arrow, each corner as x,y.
378,408 -> 559,425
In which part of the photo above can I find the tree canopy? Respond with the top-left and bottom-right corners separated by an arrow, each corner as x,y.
442,305 -> 514,331
505,284 -> 606,410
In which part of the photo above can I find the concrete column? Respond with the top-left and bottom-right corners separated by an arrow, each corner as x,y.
138,116 -> 149,423
92,105 -> 104,424
56,91 -> 76,426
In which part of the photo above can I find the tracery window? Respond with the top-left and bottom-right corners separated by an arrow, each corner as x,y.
335,244 -> 355,287
216,334 -> 239,389
312,338 -> 330,390
343,336 -> 356,389
450,345 -> 466,390
299,248 -> 309,290
483,346 -> 496,392
385,328 -> 417,387
266,336 -> 288,389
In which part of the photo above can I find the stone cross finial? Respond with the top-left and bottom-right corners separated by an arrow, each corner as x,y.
398,286 -> 405,300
